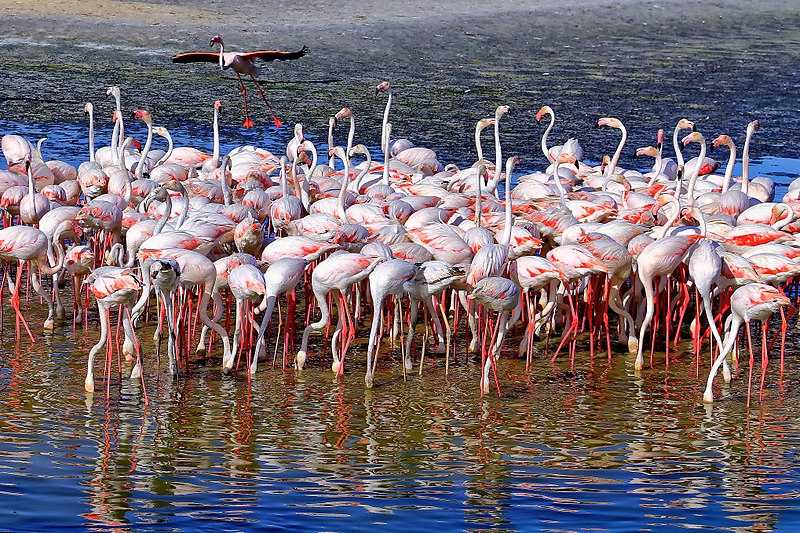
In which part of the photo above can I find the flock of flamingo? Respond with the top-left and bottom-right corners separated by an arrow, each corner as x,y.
1,80 -> 797,405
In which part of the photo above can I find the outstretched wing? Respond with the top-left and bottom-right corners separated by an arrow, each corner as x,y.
172,51 -> 219,64
240,46 -> 309,62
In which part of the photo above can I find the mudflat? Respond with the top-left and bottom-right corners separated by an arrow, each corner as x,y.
0,0 -> 798,163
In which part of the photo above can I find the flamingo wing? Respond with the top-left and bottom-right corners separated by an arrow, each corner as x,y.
172,51 -> 220,63
240,46 -> 309,62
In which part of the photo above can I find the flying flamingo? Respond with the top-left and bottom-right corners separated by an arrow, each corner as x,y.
172,35 -> 308,128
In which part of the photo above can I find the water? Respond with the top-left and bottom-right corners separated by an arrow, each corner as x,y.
2,118 -> 800,531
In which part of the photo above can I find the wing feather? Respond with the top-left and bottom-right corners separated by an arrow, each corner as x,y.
240,46 -> 309,62
172,51 -> 219,64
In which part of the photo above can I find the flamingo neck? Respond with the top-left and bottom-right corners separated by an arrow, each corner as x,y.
486,117 -> 503,196
656,197 -> 681,239
26,164 -> 35,196
474,171 -> 482,228
381,123 -> 391,186
136,122 -> 153,179
110,118 -> 120,165
347,117 -> 355,153
742,127 -> 754,195
87,109 -> 95,162
176,184 -> 189,228
211,107 -> 220,166
381,91 -> 392,151
474,120 -> 485,162
300,146 -> 316,209
217,42 -> 225,70
327,118 -> 336,171
541,111 -> 555,161
500,166 -> 513,248
156,131 -> 174,166
672,126 -> 685,169
352,153 -> 371,193
605,124 -> 627,177
552,148 -> 568,208
156,193 -> 171,234
220,158 -> 232,206
721,141 -> 737,193
685,141 -> 705,208
338,155 -> 350,223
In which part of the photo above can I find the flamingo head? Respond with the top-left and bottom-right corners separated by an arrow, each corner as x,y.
334,107 -> 352,123
495,105 -> 510,119
748,119 -> 761,133
636,146 -> 658,158
535,105 -> 553,123
676,118 -> 695,131
209,35 -> 223,47
375,80 -> 390,95
505,155 -> 521,171
132,109 -> 151,124
681,131 -> 704,147
214,100 -> 222,111
656,129 -> 666,145
477,117 -> 495,132
131,138 -> 143,151
596,117 -> 622,129
106,86 -> 120,101
152,126 -> 168,137
83,102 -> 93,115
712,134 -> 732,149
293,123 -> 304,140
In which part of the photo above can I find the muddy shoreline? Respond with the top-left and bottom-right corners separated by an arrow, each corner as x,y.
0,0 -> 799,167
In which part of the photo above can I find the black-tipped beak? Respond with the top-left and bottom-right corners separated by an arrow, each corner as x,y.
691,124 -> 698,132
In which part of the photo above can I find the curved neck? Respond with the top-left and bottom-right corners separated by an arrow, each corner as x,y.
347,117 -> 355,153
136,122 -> 153,179
381,91 -> 392,151
176,183 -> 189,228
721,141 -> 737,193
685,141 -> 705,208
217,42 -> 225,69
156,193 -> 172,234
26,163 -> 35,196
338,155 -> 350,223
742,127 -> 754,195
220,159 -> 232,206
541,111 -> 555,161
156,131 -> 174,166
604,124 -> 627,177
474,120 -> 485,162
475,171 -> 482,228
381,123 -> 391,186
487,116 -> 502,196
211,106 -> 220,166
352,153 -> 371,192
672,126 -> 685,168
280,162 -> 289,197
656,197 -> 681,239
87,109 -> 95,162
500,164 -> 513,247
118,138 -> 129,172
327,118 -> 336,170
300,145 -> 316,209
552,154 -> 567,208
110,118 -> 120,165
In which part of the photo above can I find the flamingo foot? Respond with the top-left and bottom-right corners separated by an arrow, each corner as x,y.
703,388 -> 714,403
296,350 -> 307,370
365,372 -> 374,389
634,354 -> 644,371
627,336 -> 639,355
242,117 -> 254,129
84,375 -> 95,393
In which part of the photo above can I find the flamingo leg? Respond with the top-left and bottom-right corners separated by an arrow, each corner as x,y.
249,74 -> 282,128
745,321 -> 755,409
235,72 -> 253,128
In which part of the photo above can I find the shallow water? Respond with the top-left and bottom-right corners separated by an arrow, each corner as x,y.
2,117 -> 800,531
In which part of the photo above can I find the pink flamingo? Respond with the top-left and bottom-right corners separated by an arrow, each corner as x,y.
172,35 -> 308,128
703,283 -> 793,404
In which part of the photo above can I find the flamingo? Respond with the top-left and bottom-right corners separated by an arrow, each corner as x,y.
172,35 -> 308,128
702,283 -> 793,403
